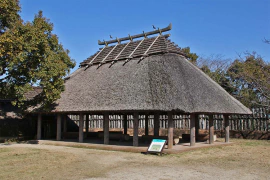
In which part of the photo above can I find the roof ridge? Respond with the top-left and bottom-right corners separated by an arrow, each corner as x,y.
80,35 -> 187,67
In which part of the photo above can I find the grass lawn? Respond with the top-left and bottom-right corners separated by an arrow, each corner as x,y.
0,139 -> 269,180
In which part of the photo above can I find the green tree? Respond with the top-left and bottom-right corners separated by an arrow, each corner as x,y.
0,0 -> 75,110
182,47 -> 198,65
0,0 -> 20,33
227,52 -> 270,108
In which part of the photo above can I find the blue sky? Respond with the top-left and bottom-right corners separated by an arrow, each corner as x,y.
20,0 -> 270,71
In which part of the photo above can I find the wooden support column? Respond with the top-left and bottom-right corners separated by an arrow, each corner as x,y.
167,112 -> 174,149
123,114 -> 128,135
79,113 -> 84,143
224,114 -> 230,143
145,115 -> 149,136
209,114 -> 214,144
104,113 -> 109,145
37,113 -> 42,140
63,114 -> 67,133
56,114 -> 62,141
195,114 -> 199,137
85,114 -> 89,134
133,112 -> 139,146
190,114 -> 196,146
154,113 -> 160,136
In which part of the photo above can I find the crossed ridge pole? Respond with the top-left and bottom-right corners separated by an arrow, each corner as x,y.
86,23 -> 172,69
138,35 -> 161,63
123,38 -> 146,66
97,43 -> 119,69
84,47 -> 106,70
98,23 -> 172,46
109,41 -> 132,68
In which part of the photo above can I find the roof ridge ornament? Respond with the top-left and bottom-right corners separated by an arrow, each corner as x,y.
158,28 -> 162,35
103,39 -> 108,46
98,23 -> 172,46
128,34 -> 133,41
143,31 -> 147,38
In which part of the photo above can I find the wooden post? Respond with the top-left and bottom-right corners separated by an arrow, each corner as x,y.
145,114 -> 149,136
79,113 -> 84,143
85,114 -> 89,134
190,114 -> 196,146
133,112 -> 139,146
56,114 -> 62,141
123,114 -> 128,135
63,114 -> 67,133
224,114 -> 230,143
195,114 -> 199,137
209,114 -> 214,144
104,113 -> 109,145
37,113 -> 42,140
154,113 -> 159,136
167,112 -> 173,149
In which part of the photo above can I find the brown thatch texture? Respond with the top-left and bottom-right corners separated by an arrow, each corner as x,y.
53,53 -> 251,114
24,87 -> 42,100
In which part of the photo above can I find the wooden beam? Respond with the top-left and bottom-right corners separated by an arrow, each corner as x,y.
79,113 -> 84,143
145,115 -> 149,136
127,38 -> 145,59
167,112 -> 173,149
190,114 -> 196,146
133,112 -> 139,147
209,114 -> 214,144
98,23 -> 172,45
123,114 -> 128,135
37,113 -> 42,140
154,113 -> 160,136
104,113 -> 109,145
224,115 -> 230,143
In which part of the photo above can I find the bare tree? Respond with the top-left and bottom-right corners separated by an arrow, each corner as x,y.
263,37 -> 270,44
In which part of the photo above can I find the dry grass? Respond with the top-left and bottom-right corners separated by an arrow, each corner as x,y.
171,139 -> 270,172
0,139 -> 269,180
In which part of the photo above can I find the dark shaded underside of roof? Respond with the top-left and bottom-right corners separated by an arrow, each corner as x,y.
53,53 -> 251,114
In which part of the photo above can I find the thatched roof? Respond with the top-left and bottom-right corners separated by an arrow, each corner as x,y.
0,87 -> 42,118
24,87 -> 43,100
51,35 -> 251,114
80,35 -> 184,66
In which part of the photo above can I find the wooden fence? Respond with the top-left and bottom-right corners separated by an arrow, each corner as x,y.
68,108 -> 269,131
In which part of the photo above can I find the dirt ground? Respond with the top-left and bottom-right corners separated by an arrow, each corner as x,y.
0,139 -> 269,180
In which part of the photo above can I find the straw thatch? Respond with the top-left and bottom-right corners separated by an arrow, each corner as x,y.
52,53 -> 251,114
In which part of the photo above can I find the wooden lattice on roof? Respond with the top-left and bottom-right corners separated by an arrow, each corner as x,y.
80,23 -> 186,67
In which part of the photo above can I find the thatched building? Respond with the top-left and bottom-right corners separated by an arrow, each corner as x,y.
35,24 -> 251,148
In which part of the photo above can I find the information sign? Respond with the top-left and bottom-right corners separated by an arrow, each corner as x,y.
147,139 -> 167,153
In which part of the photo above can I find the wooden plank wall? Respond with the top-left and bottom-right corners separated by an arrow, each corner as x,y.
68,108 -> 269,131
